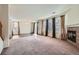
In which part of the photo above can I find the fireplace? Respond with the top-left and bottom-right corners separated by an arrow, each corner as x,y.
67,30 -> 76,43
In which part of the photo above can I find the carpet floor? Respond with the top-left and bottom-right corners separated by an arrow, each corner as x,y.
1,35 -> 79,55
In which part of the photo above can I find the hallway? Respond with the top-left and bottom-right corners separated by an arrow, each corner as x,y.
1,35 -> 79,55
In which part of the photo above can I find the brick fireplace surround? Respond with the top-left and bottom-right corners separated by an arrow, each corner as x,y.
67,26 -> 79,49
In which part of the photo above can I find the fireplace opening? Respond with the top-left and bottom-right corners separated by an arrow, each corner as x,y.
67,30 -> 76,43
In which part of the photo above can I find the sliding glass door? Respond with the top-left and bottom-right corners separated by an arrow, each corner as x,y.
55,16 -> 61,39
55,15 -> 66,40
31,22 -> 35,34
48,19 -> 53,37
43,20 -> 46,36
38,20 -> 42,35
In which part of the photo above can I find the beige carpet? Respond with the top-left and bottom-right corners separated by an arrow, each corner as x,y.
1,35 -> 79,55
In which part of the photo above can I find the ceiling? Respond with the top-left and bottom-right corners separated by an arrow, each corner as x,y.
9,4 -> 68,21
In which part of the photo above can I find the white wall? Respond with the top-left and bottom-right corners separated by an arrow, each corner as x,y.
65,5 -> 79,26
52,5 -> 79,33
19,21 -> 31,34
8,21 -> 13,38
0,5 -> 9,48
